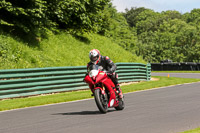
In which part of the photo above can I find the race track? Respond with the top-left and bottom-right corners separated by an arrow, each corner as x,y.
152,72 -> 200,79
0,74 -> 200,133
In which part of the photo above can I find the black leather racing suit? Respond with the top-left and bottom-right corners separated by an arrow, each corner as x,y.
87,55 -> 119,86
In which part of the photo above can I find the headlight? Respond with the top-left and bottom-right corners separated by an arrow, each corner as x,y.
89,70 -> 98,77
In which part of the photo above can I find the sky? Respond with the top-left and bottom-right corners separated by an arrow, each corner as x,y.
111,0 -> 200,13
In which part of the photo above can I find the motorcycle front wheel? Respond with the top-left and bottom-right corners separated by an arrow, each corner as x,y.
94,89 -> 108,113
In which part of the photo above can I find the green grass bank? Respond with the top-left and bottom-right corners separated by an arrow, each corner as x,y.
0,32 -> 145,69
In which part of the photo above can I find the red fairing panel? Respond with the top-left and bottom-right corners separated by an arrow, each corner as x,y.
84,75 -> 94,85
95,72 -> 107,83
102,78 -> 117,107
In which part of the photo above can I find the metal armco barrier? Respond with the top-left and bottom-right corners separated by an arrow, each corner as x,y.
0,63 -> 151,99
151,62 -> 200,71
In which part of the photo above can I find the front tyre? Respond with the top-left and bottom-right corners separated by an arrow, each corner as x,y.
94,89 -> 108,113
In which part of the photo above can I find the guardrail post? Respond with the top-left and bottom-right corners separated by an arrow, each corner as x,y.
146,63 -> 151,81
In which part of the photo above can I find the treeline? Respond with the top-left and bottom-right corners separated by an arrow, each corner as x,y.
124,7 -> 200,63
0,0 -> 110,38
1,0 -> 200,63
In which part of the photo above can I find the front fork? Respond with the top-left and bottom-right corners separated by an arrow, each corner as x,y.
94,86 -> 108,105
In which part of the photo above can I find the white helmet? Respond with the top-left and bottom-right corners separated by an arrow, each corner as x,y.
89,49 -> 101,64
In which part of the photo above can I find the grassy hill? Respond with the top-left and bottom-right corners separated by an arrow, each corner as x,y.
0,32 -> 145,69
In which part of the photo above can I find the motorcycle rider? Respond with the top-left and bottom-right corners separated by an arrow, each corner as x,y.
87,49 -> 123,99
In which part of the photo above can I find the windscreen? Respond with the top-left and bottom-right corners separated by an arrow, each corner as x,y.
88,65 -> 103,72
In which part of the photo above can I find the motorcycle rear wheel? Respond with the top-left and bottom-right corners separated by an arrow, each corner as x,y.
94,89 -> 108,113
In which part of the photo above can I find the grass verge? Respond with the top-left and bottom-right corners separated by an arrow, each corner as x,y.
0,76 -> 200,111
152,71 -> 200,73
180,128 -> 200,133
122,76 -> 200,93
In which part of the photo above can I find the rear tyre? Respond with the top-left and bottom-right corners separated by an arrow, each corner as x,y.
115,98 -> 125,110
94,89 -> 108,113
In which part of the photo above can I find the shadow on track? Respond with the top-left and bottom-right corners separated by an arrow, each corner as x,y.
52,110 -> 115,115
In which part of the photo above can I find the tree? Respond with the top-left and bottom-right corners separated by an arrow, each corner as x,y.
0,0 -> 49,37
161,10 -> 182,20
0,0 -> 111,39
124,7 -> 200,63
46,0 -> 111,32
123,7 -> 147,27
135,9 -> 161,34
183,8 -> 200,23
99,4 -> 138,53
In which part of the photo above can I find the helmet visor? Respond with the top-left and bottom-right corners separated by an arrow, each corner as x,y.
91,56 -> 98,61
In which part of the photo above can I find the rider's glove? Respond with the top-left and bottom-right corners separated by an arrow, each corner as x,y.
106,70 -> 113,75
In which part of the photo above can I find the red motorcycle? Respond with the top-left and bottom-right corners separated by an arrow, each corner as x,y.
84,65 -> 125,113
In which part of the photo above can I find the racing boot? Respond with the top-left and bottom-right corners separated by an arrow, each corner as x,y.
116,84 -> 123,99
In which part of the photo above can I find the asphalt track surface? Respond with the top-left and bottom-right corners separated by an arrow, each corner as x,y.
1,74 -> 200,133
152,72 -> 200,79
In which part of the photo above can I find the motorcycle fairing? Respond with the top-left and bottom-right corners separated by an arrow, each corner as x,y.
102,78 -> 118,107
95,72 -> 106,83
84,75 -> 94,84
84,71 -> 119,108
